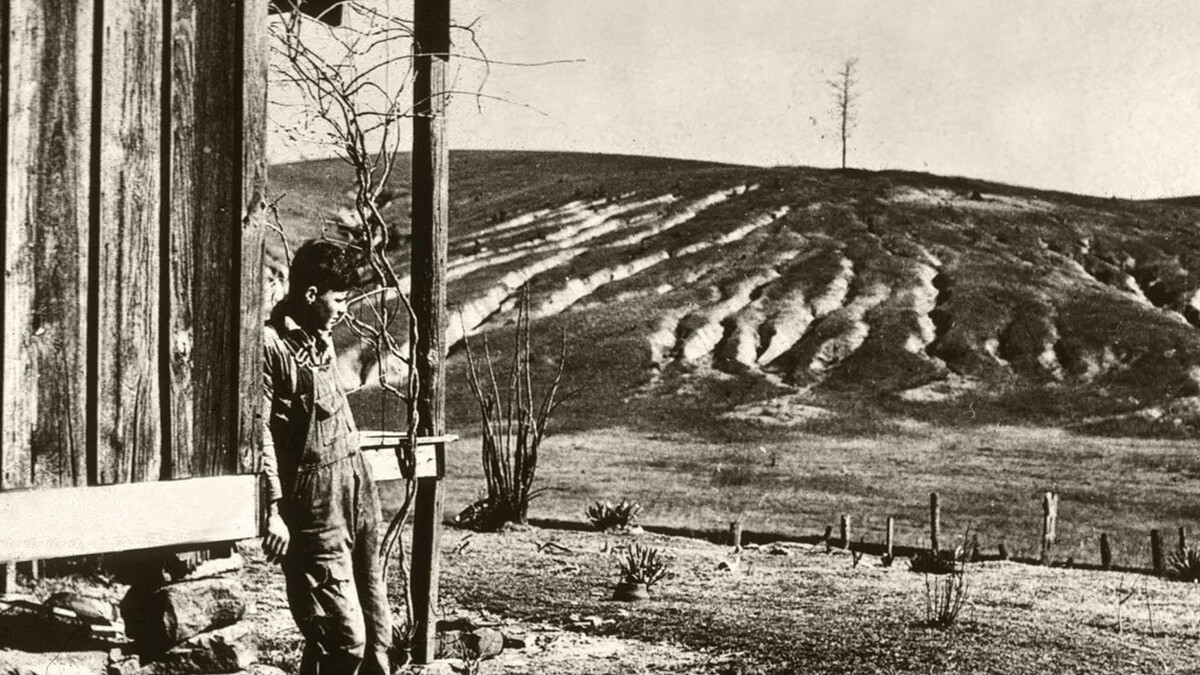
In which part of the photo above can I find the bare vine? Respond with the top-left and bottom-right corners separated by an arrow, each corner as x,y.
269,0 -> 430,635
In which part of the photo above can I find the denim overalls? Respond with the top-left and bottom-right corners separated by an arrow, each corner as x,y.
278,343 -> 391,675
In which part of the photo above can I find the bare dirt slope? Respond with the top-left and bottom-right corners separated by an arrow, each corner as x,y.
270,151 -> 1200,438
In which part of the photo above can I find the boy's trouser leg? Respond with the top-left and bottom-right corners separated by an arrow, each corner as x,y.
354,467 -> 393,675
285,550 -> 367,675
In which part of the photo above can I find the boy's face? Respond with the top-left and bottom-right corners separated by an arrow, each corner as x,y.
303,286 -> 350,332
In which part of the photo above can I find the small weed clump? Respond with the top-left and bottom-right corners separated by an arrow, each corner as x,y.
618,542 -> 670,588
1169,547 -> 1200,582
586,499 -> 642,532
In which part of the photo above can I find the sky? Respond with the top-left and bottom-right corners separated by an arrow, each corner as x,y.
270,0 -> 1200,199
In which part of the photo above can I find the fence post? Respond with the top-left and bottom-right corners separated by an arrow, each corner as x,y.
1179,527 -> 1188,555
929,492 -> 941,552
1151,529 -> 1165,576
1100,533 -> 1112,571
885,517 -> 895,561
1041,492 -> 1058,566
0,564 -> 14,594
997,542 -> 1009,561
729,520 -> 743,553
839,514 -> 851,550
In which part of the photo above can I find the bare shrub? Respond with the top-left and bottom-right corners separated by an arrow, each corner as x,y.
910,532 -> 972,628
462,287 -> 571,530
618,543 -> 671,588
923,561 -> 968,628
586,499 -> 643,532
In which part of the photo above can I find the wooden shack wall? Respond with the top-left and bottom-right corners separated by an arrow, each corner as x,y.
1,0 -> 267,493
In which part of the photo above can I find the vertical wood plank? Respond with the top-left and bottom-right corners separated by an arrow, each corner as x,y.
95,0 -> 163,484
191,0 -> 239,478
239,0 -> 269,477
164,0 -> 194,478
167,0 -> 241,478
0,0 -> 8,493
1099,533 -> 1112,570
3,0 -> 93,490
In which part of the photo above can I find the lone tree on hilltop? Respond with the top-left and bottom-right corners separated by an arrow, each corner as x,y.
828,58 -> 859,169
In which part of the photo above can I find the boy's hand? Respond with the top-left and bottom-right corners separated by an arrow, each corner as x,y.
263,505 -> 290,563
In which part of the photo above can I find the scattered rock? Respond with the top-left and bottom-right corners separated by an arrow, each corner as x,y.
436,627 -> 501,660
179,555 -> 245,582
0,599 -> 114,652
462,628 -> 504,660
46,592 -> 117,624
401,661 -> 459,675
239,666 -> 286,675
436,617 -> 478,633
501,634 -> 527,650
125,578 -> 246,653
106,648 -> 142,675
565,614 -> 612,631
126,623 -> 258,674
0,648 -> 107,675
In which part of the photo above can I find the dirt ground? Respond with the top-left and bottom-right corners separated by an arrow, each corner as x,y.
256,523 -> 1200,674
8,523 -> 1200,674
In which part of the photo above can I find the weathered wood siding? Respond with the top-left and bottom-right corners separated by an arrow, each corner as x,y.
3,2 -> 93,490
1,0 -> 267,493
240,0 -> 269,477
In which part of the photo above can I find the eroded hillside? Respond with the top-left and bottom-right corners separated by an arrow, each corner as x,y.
269,151 -> 1200,435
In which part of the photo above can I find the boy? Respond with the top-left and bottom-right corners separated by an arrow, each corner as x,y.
261,239 -> 391,675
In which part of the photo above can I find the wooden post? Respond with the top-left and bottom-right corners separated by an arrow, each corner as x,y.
1040,492 -> 1058,566
997,542 -> 1009,561
0,564 -> 14,595
885,517 -> 895,561
729,521 -> 743,553
1099,533 -> 1112,570
410,0 -> 450,664
1179,526 -> 1188,555
839,514 -> 851,550
929,492 -> 940,552
1151,529 -> 1165,576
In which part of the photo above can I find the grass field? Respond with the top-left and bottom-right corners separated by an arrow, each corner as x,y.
387,422 -> 1200,574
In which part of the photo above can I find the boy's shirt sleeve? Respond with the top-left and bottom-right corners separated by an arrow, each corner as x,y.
261,327 -> 285,505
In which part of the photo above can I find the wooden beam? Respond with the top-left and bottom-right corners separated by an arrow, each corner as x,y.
3,0 -> 92,490
410,0 -> 451,663
0,475 -> 259,563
